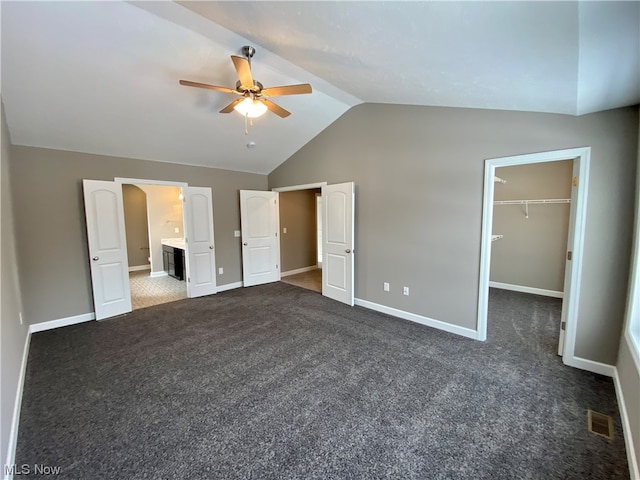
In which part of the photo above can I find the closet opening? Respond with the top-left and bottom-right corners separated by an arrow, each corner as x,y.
122,183 -> 187,310
478,147 -> 591,373
488,160 -> 573,358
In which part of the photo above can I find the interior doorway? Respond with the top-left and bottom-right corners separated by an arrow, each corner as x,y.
122,183 -> 187,310
488,160 -> 573,357
278,187 -> 322,293
478,147 -> 592,373
83,178 -> 217,320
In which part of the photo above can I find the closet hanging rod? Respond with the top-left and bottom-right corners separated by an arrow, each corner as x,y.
494,176 -> 507,184
493,198 -> 571,205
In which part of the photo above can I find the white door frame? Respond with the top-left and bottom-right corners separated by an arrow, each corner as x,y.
477,147 -> 590,370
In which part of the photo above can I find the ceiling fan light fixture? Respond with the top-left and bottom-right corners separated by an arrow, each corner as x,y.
234,97 -> 268,118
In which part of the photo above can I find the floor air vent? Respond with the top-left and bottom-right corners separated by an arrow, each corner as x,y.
587,410 -> 614,439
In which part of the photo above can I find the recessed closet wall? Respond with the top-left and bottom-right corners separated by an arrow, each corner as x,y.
490,160 -> 573,293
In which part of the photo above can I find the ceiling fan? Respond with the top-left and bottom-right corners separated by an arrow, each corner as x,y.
179,45 -> 312,119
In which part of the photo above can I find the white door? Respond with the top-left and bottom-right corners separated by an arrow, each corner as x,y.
322,182 -> 355,306
558,162 -> 578,355
83,180 -> 132,320
183,187 -> 217,298
240,190 -> 280,287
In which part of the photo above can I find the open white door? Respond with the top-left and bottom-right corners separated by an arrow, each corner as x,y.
183,187 -> 217,298
83,180 -> 132,320
240,190 -> 280,287
558,160 -> 579,355
322,182 -> 355,306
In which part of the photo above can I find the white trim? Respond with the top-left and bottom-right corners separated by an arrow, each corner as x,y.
354,298 -> 478,340
4,331 -> 31,480
272,182 -> 327,192
613,367 -> 640,480
149,271 -> 168,278
29,312 -> 95,333
489,281 -> 563,299
216,281 -> 243,292
128,265 -> 150,272
478,147 -> 590,378
114,177 -> 188,187
562,356 -> 615,377
281,266 -> 318,277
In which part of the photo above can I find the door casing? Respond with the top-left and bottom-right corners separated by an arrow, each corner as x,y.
478,147 -> 591,372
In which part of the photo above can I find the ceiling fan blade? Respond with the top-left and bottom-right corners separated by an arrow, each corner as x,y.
219,98 -> 244,114
261,84 -> 313,97
261,99 -> 291,118
231,55 -> 254,88
179,80 -> 236,94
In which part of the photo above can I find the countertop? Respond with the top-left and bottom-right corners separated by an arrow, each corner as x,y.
161,238 -> 185,250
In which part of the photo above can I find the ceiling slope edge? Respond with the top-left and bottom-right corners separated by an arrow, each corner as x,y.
129,1 -> 363,109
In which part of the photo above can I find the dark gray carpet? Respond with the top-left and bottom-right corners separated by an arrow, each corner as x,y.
16,285 -> 629,479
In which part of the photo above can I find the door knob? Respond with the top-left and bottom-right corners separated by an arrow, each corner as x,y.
243,242 -> 248,246
345,249 -> 351,254
209,245 -> 214,249
92,256 -> 99,261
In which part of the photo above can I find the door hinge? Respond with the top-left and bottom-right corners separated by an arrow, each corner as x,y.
275,232 -> 278,237
276,264 -> 279,269
573,176 -> 578,187
567,251 -> 573,261
561,321 -> 566,331
188,277 -> 190,283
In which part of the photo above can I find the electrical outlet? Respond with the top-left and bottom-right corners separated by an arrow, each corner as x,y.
403,286 -> 409,296
218,267 -> 224,275
174,227 -> 180,233
383,282 -> 390,292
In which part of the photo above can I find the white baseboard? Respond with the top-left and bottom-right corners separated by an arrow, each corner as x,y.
489,281 -> 563,299
354,298 -> 478,340
128,265 -> 150,272
613,367 -> 640,480
281,266 -> 318,277
4,330 -> 31,480
29,312 -> 95,333
217,281 -> 243,293
149,271 -> 168,278
562,355 -> 615,377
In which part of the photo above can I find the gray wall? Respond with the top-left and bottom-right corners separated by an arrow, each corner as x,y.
490,161 -> 572,292
122,184 -> 150,268
269,103 -> 639,365
10,146 -> 267,325
1,100 -> 28,471
279,189 -> 319,273
616,118 -> 640,469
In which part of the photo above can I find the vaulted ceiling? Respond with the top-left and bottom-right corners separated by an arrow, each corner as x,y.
2,1 -> 638,174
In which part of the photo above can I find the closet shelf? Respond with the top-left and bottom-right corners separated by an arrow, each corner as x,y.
494,176 -> 506,184
493,198 -> 570,205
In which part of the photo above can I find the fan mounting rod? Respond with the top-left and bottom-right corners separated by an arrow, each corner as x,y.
242,45 -> 256,60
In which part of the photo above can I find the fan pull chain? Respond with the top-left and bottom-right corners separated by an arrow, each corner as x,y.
243,114 -> 255,136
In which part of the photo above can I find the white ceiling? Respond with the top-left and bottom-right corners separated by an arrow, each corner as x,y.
1,1 -> 638,175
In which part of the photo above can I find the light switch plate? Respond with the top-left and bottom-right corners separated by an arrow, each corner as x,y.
218,267 -> 224,275
283,227 -> 287,234
234,230 -> 241,237
383,282 -> 390,292
174,227 -> 180,233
